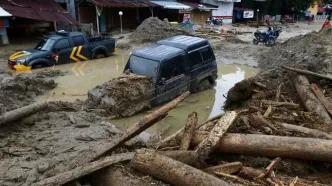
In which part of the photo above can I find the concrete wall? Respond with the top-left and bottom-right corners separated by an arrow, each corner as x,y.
202,0 -> 234,24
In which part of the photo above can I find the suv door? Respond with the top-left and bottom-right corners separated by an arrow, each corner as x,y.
52,38 -> 73,64
72,35 -> 91,60
153,55 -> 189,106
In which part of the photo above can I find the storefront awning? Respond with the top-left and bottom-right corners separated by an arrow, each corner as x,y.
87,0 -> 157,7
0,7 -> 11,17
150,1 -> 191,10
324,4 -> 332,10
180,2 -> 218,11
0,0 -> 77,24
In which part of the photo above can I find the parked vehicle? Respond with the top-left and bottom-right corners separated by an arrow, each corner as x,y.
253,26 -> 282,46
124,35 -> 218,106
8,31 -> 116,70
206,17 -> 223,26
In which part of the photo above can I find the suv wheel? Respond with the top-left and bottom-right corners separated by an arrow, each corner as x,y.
197,79 -> 213,92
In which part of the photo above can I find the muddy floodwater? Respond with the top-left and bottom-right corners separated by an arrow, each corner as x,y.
36,53 -> 259,135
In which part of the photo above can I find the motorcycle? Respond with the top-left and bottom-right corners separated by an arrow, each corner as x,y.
253,26 -> 282,46
206,17 -> 223,26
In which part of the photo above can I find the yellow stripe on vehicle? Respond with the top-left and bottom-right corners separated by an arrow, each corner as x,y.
70,47 -> 80,62
76,46 -> 89,61
9,52 -> 28,60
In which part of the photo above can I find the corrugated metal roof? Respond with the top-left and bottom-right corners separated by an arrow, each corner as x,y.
133,44 -> 185,62
150,1 -> 191,10
158,35 -> 208,51
0,7 -> 11,17
0,0 -> 77,24
180,1 -> 218,10
87,0 -> 157,7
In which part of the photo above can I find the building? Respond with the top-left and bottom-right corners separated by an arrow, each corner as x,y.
201,0 -> 241,24
181,1 -> 218,24
0,0 -> 77,39
56,0 -> 78,20
0,7 -> 11,44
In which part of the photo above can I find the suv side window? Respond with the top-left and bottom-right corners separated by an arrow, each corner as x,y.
160,55 -> 185,80
72,36 -> 85,46
188,50 -> 202,68
54,39 -> 70,50
200,47 -> 214,62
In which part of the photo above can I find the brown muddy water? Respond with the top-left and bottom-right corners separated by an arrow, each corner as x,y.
36,53 -> 259,135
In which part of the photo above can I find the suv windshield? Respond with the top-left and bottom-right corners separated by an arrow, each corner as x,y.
35,38 -> 56,51
129,55 -> 159,77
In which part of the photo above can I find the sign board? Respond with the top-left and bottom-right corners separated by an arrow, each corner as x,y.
243,10 -> 254,18
179,10 -> 191,14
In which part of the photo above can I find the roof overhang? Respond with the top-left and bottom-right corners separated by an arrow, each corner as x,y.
198,5 -> 218,11
0,7 -> 12,17
150,1 -> 191,10
87,0 -> 157,7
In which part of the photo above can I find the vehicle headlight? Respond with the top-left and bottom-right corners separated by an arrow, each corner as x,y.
17,59 -> 26,64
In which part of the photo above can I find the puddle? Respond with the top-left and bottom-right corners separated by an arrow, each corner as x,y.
36,54 -> 259,136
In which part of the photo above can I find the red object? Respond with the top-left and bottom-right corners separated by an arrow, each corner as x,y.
322,21 -> 331,29
0,0 -> 78,24
87,0 -> 156,7
220,28 -> 224,35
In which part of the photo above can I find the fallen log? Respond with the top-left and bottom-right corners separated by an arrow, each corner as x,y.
254,81 -> 267,89
0,102 -> 48,125
180,112 -> 198,150
131,149 -> 230,186
97,91 -> 190,158
176,133 -> 332,162
293,75 -> 331,124
275,83 -> 284,102
261,100 -> 300,108
195,111 -> 237,160
276,122 -> 332,139
33,152 -> 134,186
160,150 -> 199,167
282,66 -> 332,82
311,83 -> 332,116
203,162 -> 243,174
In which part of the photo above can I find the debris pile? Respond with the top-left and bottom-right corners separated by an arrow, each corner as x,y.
0,69 -> 62,114
130,17 -> 191,42
87,74 -> 153,117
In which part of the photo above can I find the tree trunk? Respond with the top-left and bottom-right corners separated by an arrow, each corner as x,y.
33,152 -> 134,186
177,133 -> 332,162
159,150 -> 199,167
282,65 -> 332,82
276,122 -> 332,139
0,102 -> 48,125
131,149 -> 230,186
195,111 -> 237,160
261,100 -> 299,108
180,112 -> 198,150
203,162 -> 243,174
96,91 -> 190,158
311,83 -> 332,116
293,75 -> 331,124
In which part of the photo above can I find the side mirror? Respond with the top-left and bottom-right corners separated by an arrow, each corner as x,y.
159,77 -> 166,85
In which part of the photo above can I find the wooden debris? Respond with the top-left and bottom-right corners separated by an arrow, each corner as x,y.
0,102 -> 48,125
275,83 -> 284,102
261,100 -> 300,108
311,83 -> 332,116
282,65 -> 332,82
33,152 -> 134,186
131,149 -> 230,186
68,114 -> 76,124
290,176 -> 299,186
254,81 -> 267,89
159,150 -> 199,167
180,112 -> 198,150
204,162 -> 243,174
293,75 -> 331,124
276,122 -> 332,139
263,105 -> 273,117
195,111 -> 237,160
254,157 -> 281,179
178,133 -> 332,162
96,91 -> 190,158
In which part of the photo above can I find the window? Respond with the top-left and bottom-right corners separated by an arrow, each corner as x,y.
35,39 -> 55,51
129,55 -> 159,77
72,36 -> 85,46
200,47 -> 214,62
188,50 -> 202,68
54,39 -> 70,50
160,55 -> 185,80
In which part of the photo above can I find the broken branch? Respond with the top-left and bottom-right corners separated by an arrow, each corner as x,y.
180,112 -> 198,150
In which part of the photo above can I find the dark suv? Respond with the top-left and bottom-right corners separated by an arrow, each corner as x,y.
125,35 -> 217,106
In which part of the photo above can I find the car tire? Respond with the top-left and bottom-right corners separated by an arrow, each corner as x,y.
93,50 -> 108,59
253,39 -> 259,45
197,79 -> 213,92
31,63 -> 44,69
